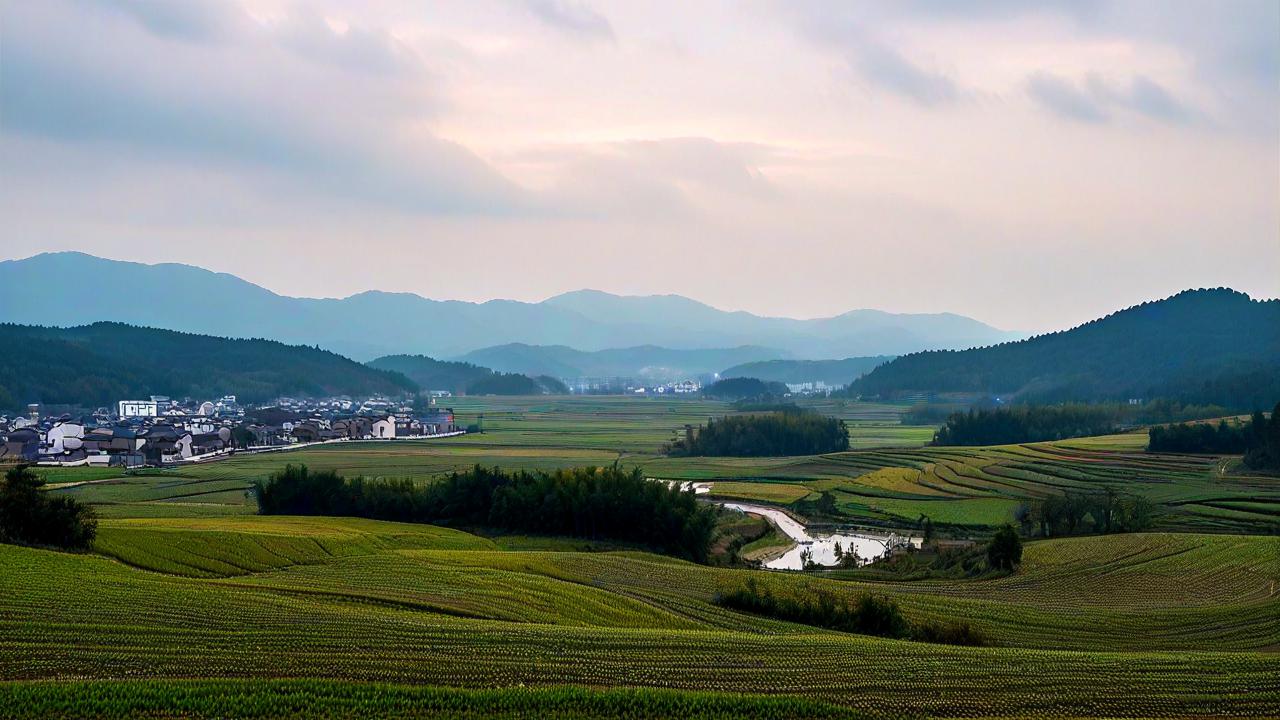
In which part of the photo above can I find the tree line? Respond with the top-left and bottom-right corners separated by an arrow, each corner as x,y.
1147,404 -> 1280,471
1014,487 -> 1154,538
932,404 -> 1123,446
666,411 -> 850,457
254,463 -> 718,561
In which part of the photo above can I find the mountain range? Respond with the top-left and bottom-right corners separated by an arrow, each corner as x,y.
0,253 -> 1022,361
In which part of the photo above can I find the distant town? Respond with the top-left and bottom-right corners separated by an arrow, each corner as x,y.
0,394 -> 459,469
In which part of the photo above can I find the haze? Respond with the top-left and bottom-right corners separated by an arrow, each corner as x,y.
2,0 -> 1276,333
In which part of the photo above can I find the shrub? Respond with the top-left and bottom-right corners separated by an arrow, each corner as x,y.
0,465 -> 97,550
986,525 -> 1022,570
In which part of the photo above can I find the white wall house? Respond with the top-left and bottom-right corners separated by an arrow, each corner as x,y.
372,417 -> 396,439
45,422 -> 84,454
118,400 -> 158,418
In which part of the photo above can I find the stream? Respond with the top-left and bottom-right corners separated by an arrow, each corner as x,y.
669,481 -> 917,570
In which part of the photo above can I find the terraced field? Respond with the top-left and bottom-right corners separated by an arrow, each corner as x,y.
38,396 -> 1280,534
13,396 -> 1278,716
1,516 -> 1277,717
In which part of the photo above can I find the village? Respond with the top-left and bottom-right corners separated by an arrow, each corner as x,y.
0,394 -> 458,468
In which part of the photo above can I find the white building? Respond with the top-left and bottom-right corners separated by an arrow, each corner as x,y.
45,421 -> 85,454
118,400 -> 158,418
372,417 -> 396,439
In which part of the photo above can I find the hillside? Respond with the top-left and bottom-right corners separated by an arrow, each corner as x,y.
0,253 -> 1019,360
850,289 -> 1280,408
367,355 -> 494,394
0,322 -> 416,412
720,357 -> 893,386
454,343 -> 786,380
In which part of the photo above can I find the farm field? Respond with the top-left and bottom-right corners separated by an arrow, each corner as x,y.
1,515 -> 1277,718
6,395 -> 1280,718
38,396 -> 1280,534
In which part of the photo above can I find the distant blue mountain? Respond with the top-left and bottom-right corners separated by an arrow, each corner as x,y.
0,253 -> 1021,360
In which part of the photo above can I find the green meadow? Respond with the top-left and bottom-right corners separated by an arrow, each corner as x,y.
9,395 -> 1280,718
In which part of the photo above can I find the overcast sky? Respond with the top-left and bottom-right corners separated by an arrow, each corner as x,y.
2,0 -> 1276,332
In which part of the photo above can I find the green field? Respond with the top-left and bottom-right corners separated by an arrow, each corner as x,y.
44,397 -> 1277,533
8,395 -> 1280,717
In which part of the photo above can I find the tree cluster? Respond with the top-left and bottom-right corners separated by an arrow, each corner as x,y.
667,411 -> 849,457
932,404 -> 1122,446
716,578 -> 986,646
702,377 -> 788,401
1014,487 -> 1155,538
0,465 -> 97,550
1148,405 -> 1280,471
254,463 -> 718,561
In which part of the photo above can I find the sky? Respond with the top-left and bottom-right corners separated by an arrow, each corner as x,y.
1,0 -> 1277,333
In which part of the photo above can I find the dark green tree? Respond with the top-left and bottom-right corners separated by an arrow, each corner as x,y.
987,524 -> 1023,571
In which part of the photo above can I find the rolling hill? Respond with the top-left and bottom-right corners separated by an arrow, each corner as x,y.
0,322 -> 416,413
0,253 -> 1020,360
452,344 -> 787,380
366,355 -> 495,394
719,357 -> 893,387
849,289 -> 1280,408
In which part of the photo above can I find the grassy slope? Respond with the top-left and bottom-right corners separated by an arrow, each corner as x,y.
1,512 -> 1277,718
0,680 -> 870,720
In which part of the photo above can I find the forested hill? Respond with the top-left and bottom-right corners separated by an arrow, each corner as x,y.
720,357 -> 893,386
0,322 -> 416,412
849,289 -> 1280,408
367,355 -> 494,394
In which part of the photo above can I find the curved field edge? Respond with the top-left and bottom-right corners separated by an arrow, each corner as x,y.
0,680 -> 875,720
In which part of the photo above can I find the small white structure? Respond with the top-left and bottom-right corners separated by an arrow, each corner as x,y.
45,422 -> 85,454
372,417 -> 396,439
118,400 -> 158,418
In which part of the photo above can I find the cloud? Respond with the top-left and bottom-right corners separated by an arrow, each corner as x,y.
524,0 -> 615,42
1128,75 -> 1193,124
1026,71 -> 1195,126
1026,72 -> 1109,123
1,1 -> 527,216
852,42 -> 959,106
92,0 -> 243,42
506,137 -> 781,220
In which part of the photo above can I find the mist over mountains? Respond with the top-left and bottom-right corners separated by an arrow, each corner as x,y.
0,253 -> 1021,362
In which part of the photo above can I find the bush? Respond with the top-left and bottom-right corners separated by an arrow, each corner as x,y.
0,465 -> 97,550
715,578 -> 985,645
914,620 -> 988,647
986,525 -> 1022,570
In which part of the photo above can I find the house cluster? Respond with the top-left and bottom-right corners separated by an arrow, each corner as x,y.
631,380 -> 701,395
784,380 -> 838,395
0,395 -> 458,468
